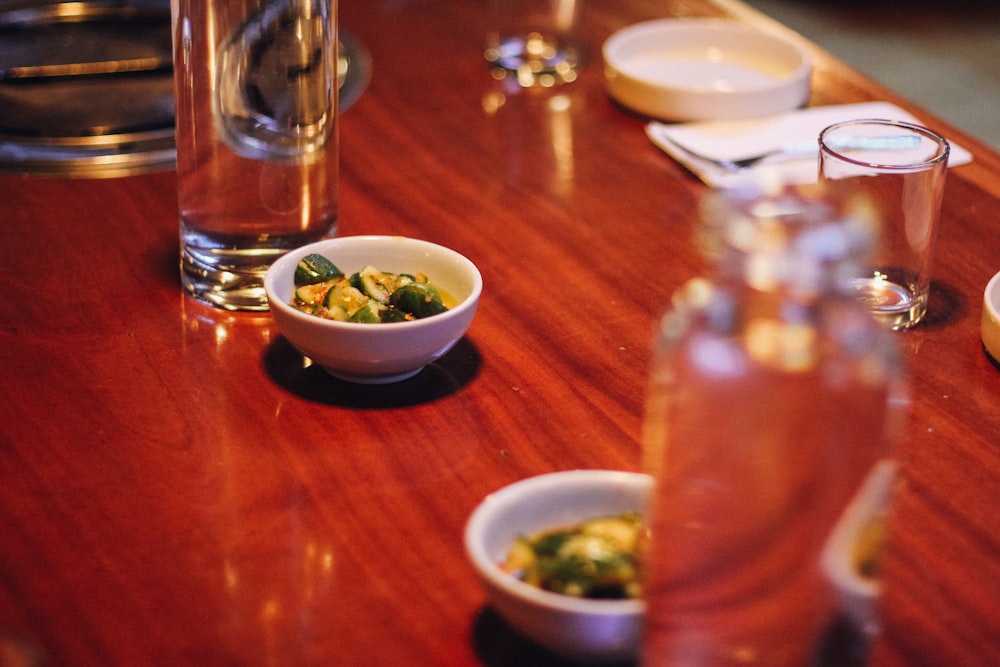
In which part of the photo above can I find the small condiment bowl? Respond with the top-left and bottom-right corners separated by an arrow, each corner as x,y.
982,270 -> 1000,364
603,18 -> 812,122
820,459 -> 897,636
464,470 -> 651,664
264,235 -> 482,383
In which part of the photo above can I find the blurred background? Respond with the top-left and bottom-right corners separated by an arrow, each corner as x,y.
744,0 -> 1000,149
0,0 -> 996,152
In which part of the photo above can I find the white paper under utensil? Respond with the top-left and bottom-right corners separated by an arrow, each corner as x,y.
646,101 -> 973,189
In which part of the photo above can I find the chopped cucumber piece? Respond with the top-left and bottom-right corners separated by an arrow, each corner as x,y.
294,282 -> 330,305
323,280 -> 366,311
349,301 -> 382,323
380,308 -> 411,323
325,304 -> 351,321
390,283 -> 446,318
359,266 -> 391,303
294,254 -> 343,286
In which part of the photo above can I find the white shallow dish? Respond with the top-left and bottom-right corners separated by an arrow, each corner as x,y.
821,459 -> 896,636
982,270 -> 1000,364
264,235 -> 482,384
464,470 -> 650,664
603,18 -> 812,122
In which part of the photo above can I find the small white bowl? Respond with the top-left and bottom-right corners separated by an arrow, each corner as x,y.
820,459 -> 896,636
264,235 -> 482,383
982,270 -> 1000,364
603,18 -> 812,122
464,470 -> 651,664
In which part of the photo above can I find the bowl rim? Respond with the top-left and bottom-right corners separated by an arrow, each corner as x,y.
464,469 -> 649,616
820,459 -> 895,599
264,234 -> 483,328
602,17 -> 812,95
984,270 -> 1000,320
982,270 -> 1000,361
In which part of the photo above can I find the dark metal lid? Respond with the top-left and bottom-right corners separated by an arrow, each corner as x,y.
0,0 -> 175,177
0,1 -> 369,178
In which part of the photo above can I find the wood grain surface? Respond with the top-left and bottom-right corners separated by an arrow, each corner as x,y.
1,1 -> 998,665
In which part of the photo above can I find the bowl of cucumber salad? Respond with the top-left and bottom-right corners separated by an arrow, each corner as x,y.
465,470 -> 651,664
264,235 -> 482,383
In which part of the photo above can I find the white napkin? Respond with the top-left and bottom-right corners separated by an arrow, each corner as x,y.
646,101 -> 973,189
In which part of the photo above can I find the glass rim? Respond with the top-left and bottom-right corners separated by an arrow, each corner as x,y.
819,118 -> 950,171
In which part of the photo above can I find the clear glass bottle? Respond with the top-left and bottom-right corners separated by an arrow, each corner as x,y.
641,185 -> 903,666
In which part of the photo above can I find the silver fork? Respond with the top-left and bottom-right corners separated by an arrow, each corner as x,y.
667,139 -> 818,173
660,133 -> 922,174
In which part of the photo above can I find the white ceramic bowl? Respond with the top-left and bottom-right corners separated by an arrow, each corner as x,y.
464,470 -> 651,664
264,235 -> 482,383
982,270 -> 1000,364
603,18 -> 812,122
820,459 -> 896,636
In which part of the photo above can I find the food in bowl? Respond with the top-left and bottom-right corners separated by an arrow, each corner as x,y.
263,235 -> 482,384
502,512 -> 647,600
290,253 -> 452,323
464,470 -> 649,663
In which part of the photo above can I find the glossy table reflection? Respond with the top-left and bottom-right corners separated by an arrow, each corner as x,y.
1,1 -> 999,665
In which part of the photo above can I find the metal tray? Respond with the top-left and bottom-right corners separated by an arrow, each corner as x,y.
0,0 -> 369,178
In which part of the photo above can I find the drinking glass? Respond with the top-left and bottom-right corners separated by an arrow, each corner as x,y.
172,0 -> 339,311
485,0 -> 582,87
641,187 -> 903,666
818,119 -> 949,329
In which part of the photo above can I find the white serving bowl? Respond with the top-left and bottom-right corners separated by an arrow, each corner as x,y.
603,18 -> 812,122
982,270 -> 1000,364
264,235 -> 482,383
820,459 -> 896,636
464,470 -> 651,664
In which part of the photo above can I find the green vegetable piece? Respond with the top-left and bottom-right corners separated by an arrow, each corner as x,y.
326,304 -> 351,321
380,308 -> 411,323
294,282 -> 330,305
532,530 -> 573,557
294,254 -> 344,286
348,271 -> 364,292
389,283 -> 447,318
359,266 -> 391,303
349,301 -> 381,323
324,280 -> 365,311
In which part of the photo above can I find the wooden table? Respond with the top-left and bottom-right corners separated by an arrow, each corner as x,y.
2,1 -> 998,665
